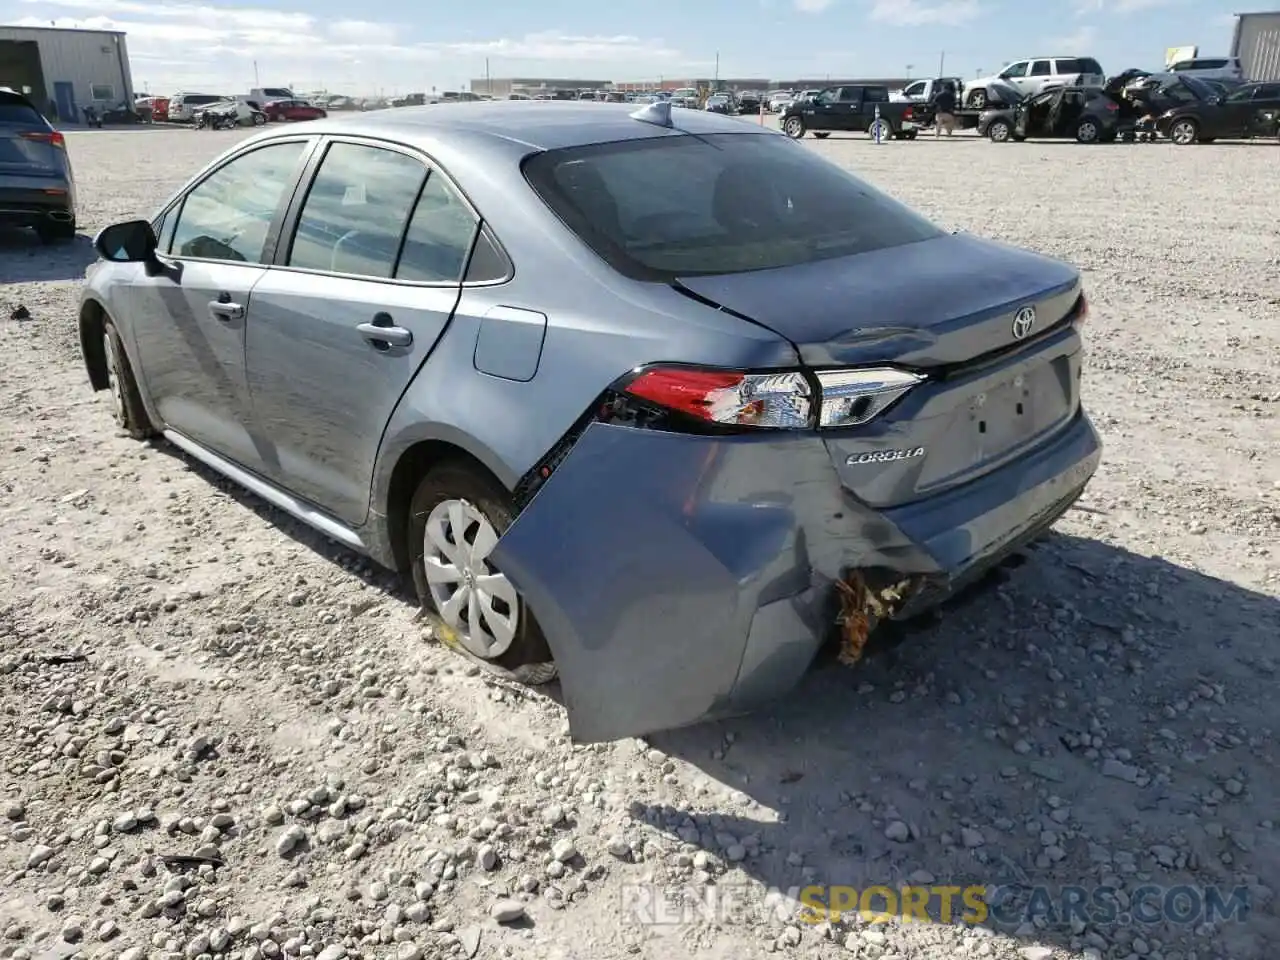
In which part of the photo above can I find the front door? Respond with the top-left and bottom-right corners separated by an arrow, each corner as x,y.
1244,82 -> 1280,136
803,88 -> 842,131
53,82 -> 76,123
124,138 -> 312,470
245,140 -> 479,524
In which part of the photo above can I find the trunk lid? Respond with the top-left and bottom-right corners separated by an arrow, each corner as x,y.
0,94 -> 63,177
675,232 -> 1080,368
677,232 -> 1086,509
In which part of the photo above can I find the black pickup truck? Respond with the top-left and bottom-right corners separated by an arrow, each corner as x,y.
780,84 -> 918,140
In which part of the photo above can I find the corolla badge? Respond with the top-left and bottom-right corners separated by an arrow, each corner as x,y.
846,447 -> 925,465
1011,305 -> 1036,340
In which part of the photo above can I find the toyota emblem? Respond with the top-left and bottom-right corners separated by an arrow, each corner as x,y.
1011,305 -> 1036,340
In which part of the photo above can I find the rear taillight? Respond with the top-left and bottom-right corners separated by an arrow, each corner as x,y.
618,364 -> 926,431
20,130 -> 65,148
903,106 -> 914,120
815,369 -> 924,427
1073,292 -> 1089,326
623,366 -> 812,428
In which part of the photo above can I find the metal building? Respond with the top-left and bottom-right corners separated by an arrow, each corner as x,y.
0,24 -> 134,121
1231,11 -> 1280,80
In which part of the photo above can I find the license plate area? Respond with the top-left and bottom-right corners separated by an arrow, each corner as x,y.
969,373 -> 1037,461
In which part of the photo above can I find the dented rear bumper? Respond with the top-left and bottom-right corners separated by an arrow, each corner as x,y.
490,411 -> 1101,743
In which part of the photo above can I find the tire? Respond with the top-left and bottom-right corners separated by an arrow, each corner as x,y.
1075,118 -> 1101,144
102,318 -> 156,440
409,463 -> 556,685
35,219 -> 76,243
252,112 -> 266,126
813,131 -> 830,139
1169,118 -> 1198,145
782,115 -> 805,139
988,119 -> 1011,143
968,88 -> 988,109
868,118 -> 893,140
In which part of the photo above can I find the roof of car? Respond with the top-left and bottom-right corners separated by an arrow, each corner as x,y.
290,100 -> 774,151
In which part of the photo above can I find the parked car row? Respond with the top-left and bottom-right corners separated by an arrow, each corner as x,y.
977,72 -> 1280,145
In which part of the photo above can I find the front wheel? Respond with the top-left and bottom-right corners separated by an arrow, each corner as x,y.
101,318 -> 156,439
1169,118 -> 1198,145
988,119 -> 1011,143
409,463 -> 556,685
782,115 -> 805,139
252,112 -> 266,125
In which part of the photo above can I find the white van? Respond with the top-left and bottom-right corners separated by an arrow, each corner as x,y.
1167,57 -> 1244,82
169,92 -> 229,122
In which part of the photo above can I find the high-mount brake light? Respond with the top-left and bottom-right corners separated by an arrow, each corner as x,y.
622,366 -> 812,429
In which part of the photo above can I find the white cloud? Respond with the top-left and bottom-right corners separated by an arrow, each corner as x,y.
794,0 -> 834,12
868,0 -> 981,26
1050,25 -> 1099,50
14,0 -> 687,91
1075,0 -> 1181,13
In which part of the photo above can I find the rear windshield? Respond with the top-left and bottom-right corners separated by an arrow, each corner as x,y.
522,132 -> 943,281
0,94 -> 44,125
1180,76 -> 1218,99
182,95 -> 224,105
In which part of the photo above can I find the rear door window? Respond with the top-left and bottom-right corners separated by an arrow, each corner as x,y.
287,142 -> 427,279
1029,60 -> 1052,76
522,132 -> 942,281
395,173 -> 480,283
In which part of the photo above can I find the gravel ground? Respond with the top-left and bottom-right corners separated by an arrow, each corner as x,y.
1,124 -> 1278,960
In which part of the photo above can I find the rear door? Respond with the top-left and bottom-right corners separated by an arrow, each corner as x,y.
1244,82 -> 1280,135
244,138 -> 480,524
1216,84 -> 1261,137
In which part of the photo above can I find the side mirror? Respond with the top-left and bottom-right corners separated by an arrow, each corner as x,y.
94,219 -> 157,263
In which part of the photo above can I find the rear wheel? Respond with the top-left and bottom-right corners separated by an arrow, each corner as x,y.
868,118 -> 893,140
782,115 -> 805,139
1169,118 -> 1198,145
968,88 -> 988,109
1075,118 -> 1101,143
409,463 -> 556,685
988,119 -> 1011,143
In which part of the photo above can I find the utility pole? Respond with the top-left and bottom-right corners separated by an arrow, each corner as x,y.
906,63 -> 914,79
253,60 -> 259,87
938,51 -> 945,76
714,51 -> 719,86
485,57 -> 490,95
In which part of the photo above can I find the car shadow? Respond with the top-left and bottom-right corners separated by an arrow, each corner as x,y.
631,531 -> 1279,957
0,230 -> 97,283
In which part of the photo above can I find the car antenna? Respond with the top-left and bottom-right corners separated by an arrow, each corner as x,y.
630,98 -> 673,128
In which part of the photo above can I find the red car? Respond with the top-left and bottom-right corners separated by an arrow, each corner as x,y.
262,99 -> 326,122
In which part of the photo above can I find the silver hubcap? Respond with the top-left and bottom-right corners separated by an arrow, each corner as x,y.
785,118 -> 801,137
870,121 -> 888,139
992,123 -> 1008,141
1173,122 -> 1194,144
423,499 -> 519,659
103,333 -> 125,424
1079,122 -> 1097,142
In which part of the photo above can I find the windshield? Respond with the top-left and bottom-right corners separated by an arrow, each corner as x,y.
1180,75 -> 1218,100
522,132 -> 943,281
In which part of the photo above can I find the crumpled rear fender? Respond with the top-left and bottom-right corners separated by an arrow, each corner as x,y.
488,421 -> 932,743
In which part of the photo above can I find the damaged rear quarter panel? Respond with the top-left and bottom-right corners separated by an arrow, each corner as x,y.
487,421 -> 934,743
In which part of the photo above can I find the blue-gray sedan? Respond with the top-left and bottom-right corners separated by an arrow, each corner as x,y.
78,100 -> 1101,742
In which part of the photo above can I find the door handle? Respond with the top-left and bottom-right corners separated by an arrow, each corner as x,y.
357,314 -> 413,349
208,300 -> 244,321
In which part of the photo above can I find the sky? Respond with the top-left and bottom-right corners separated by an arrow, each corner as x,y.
0,0 -> 1248,96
